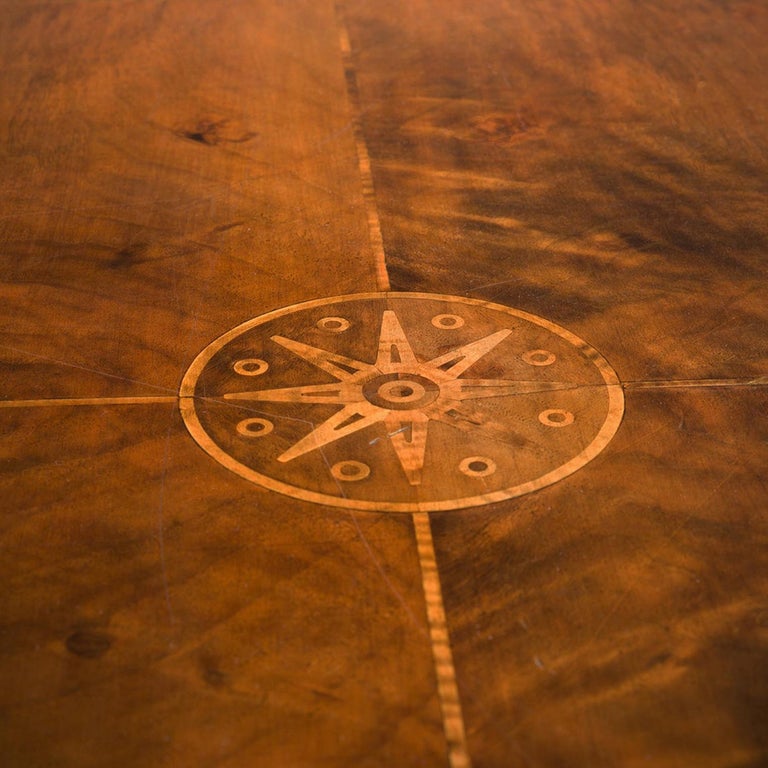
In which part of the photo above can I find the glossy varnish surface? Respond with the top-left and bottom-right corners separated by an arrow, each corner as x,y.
1,1 -> 767,766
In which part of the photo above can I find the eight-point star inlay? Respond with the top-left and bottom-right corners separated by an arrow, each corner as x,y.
180,293 -> 624,512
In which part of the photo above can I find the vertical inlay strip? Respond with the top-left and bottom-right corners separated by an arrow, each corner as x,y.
413,512 -> 472,768
334,3 -> 391,291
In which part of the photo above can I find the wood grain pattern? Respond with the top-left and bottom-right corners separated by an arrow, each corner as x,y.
433,387 -> 768,767
0,404 -> 445,766
346,0 -> 768,381
1,0 -> 767,766
0,0 -> 379,401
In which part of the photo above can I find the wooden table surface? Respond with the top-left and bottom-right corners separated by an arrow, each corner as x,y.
1,1 -> 767,766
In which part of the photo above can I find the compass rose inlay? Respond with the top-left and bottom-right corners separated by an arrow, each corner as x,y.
179,293 -> 624,512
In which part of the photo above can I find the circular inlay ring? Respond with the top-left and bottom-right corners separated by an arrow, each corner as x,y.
523,350 -> 556,367
180,292 -> 624,513
538,409 -> 575,428
459,456 -> 497,478
362,373 -> 440,411
432,314 -> 465,329
330,460 -> 370,482
317,316 -> 350,333
377,380 -> 426,404
236,417 -> 274,437
233,358 -> 269,376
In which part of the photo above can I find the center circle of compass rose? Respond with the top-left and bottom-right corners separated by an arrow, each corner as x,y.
179,292 -> 624,512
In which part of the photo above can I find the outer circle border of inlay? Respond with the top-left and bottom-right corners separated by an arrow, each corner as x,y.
179,292 -> 625,513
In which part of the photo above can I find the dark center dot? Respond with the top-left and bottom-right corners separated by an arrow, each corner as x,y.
468,461 -> 488,472
341,464 -> 359,477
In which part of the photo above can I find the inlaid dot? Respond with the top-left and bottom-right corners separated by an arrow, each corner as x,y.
236,417 -> 274,437
331,460 -> 370,482
538,409 -> 574,428
234,358 -> 269,376
432,314 -> 465,329
317,316 -> 351,333
523,349 -> 556,366
459,456 -> 497,478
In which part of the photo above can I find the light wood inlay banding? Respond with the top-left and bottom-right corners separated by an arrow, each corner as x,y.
0,396 -> 178,408
335,2 -> 391,291
414,511 -> 472,768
